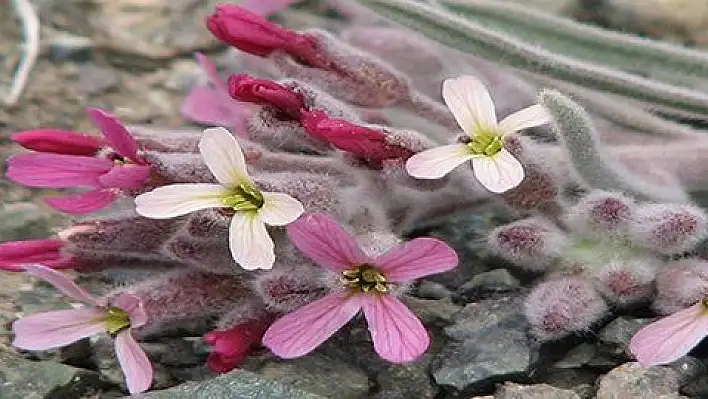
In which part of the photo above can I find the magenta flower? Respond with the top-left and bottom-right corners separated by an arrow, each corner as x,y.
12,129 -> 102,156
12,265 -> 153,394
204,319 -> 270,373
228,74 -> 305,120
0,239 -> 77,271
6,108 -> 151,214
262,213 -> 458,362
629,301 -> 708,366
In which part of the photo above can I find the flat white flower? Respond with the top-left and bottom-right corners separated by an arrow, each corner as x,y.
135,127 -> 304,270
405,75 -> 550,193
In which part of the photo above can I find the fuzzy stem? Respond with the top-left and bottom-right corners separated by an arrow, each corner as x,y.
402,92 -> 459,131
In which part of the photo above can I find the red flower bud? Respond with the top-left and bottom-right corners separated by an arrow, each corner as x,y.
204,320 -> 270,373
12,130 -> 102,156
0,239 -> 78,271
228,74 -> 305,119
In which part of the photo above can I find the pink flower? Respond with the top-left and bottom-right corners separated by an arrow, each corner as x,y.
629,301 -> 708,366
228,74 -> 305,120
12,265 -> 153,394
0,239 -> 77,271
204,319 -> 270,373
181,53 -> 252,136
6,108 -> 151,214
12,129 -> 102,156
262,213 -> 458,362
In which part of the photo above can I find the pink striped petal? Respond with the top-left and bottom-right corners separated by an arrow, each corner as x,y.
238,0 -> 300,15
263,292 -> 362,358
7,153 -> 113,188
12,308 -> 106,350
286,212 -> 370,272
115,331 -> 153,394
0,239 -> 76,271
45,189 -> 117,215
375,238 -> 458,283
86,108 -> 140,162
111,293 -> 148,329
98,164 -> 151,189
12,129 -> 102,155
630,303 -> 708,366
361,294 -> 429,363
24,265 -> 103,306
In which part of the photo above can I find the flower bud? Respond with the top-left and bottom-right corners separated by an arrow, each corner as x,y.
228,74 -> 306,120
488,218 -> 568,272
653,259 -> 708,315
628,204 -> 707,254
565,191 -> 635,236
12,129 -> 102,155
0,239 -> 77,271
590,257 -> 659,306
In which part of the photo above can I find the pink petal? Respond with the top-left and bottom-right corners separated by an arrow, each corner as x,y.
86,108 -> 140,162
111,293 -> 148,329
24,265 -> 103,306
12,308 -> 106,350
375,238 -> 458,283
0,239 -> 76,271
98,164 -> 151,189
286,212 -> 370,272
630,303 -> 708,366
12,129 -> 102,156
195,52 -> 229,94
115,330 -> 153,394
361,294 -> 429,363
45,189 -> 117,215
263,292 -> 362,358
238,0 -> 300,16
7,153 -> 113,188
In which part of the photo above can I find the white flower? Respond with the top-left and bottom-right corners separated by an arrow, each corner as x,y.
134,127 -> 304,270
405,75 -> 550,193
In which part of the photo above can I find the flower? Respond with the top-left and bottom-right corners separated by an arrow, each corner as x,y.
134,127 -> 304,270
204,320 -> 270,373
0,239 -> 77,271
262,212 -> 458,362
12,265 -> 153,394
629,300 -> 708,366
6,108 -> 151,214
12,129 -> 102,156
405,75 -> 550,193
228,74 -> 305,120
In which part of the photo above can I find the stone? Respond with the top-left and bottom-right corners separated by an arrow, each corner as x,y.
597,317 -> 650,358
0,202 -> 59,242
404,296 -> 461,327
416,280 -> 453,300
552,343 -> 596,369
371,355 -> 438,399
494,382 -> 580,399
596,362 -> 687,399
76,64 -> 119,95
666,356 -> 706,388
48,32 -> 94,63
457,268 -> 520,301
533,368 -> 599,399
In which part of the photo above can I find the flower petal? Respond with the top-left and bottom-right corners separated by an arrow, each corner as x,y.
86,108 -> 140,161
229,212 -> 275,270
405,144 -> 474,179
24,265 -> 102,306
45,189 -> 117,215
111,293 -> 148,329
7,153 -> 113,188
115,331 -> 153,395
442,75 -> 497,135
12,308 -> 106,350
498,104 -> 551,135
286,212 -> 370,272
630,303 -> 708,366
199,127 -> 251,186
135,184 -> 228,219
263,292 -> 362,358
98,165 -> 151,189
375,238 -> 458,283
0,239 -> 75,271
259,192 -> 304,226
12,129 -> 102,156
361,294 -> 429,363
471,148 -> 524,193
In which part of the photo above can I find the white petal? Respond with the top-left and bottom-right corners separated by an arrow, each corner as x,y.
442,75 -> 497,135
498,104 -> 551,135
471,149 -> 524,193
229,212 -> 275,270
199,127 -> 251,186
405,144 -> 474,179
135,184 -> 228,218
259,192 -> 305,226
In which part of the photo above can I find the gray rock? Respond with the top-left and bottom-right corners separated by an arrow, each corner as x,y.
404,296 -> 461,327
597,317 -> 650,357
136,369 -> 328,399
552,343 -> 596,369
596,362 -> 687,399
416,280 -> 453,299
372,355 -> 438,399
681,373 -> 708,397
77,64 -> 119,95
0,202 -> 58,241
534,368 -> 599,399
48,32 -> 94,62
494,382 -> 580,399
666,356 -> 706,388
457,268 -> 520,301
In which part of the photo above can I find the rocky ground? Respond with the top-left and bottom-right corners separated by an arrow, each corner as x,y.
2,0 -> 708,398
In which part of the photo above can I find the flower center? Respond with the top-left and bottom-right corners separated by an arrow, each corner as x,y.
104,306 -> 131,335
222,183 -> 264,212
466,130 -> 504,157
342,265 -> 389,293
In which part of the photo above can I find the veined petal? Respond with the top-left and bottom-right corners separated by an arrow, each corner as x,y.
361,294 -> 429,363
259,192 -> 304,226
199,127 -> 251,186
115,331 -> 153,395
263,292 -> 362,358
405,144 -> 474,179
45,189 -> 117,215
286,212 -> 370,272
375,238 -> 458,283
229,212 -> 275,270
630,303 -> 708,366
86,108 -> 140,161
25,265 -> 102,306
471,148 -> 524,193
442,75 -> 497,135
12,308 -> 106,350
498,104 -> 551,135
111,293 -> 148,329
7,153 -> 112,188
98,164 -> 151,189
135,184 -> 228,219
